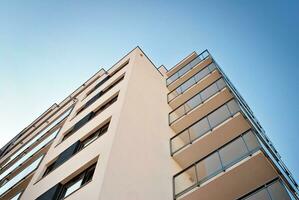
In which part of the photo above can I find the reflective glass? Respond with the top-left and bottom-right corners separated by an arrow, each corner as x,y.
169,105 -> 185,123
219,137 -> 248,167
185,94 -> 202,112
171,130 -> 190,153
10,191 -> 22,200
227,100 -> 240,115
200,83 -> 219,102
216,78 -> 226,90
181,78 -> 196,93
208,105 -> 231,128
0,129 -> 59,180
0,156 -> 43,196
64,179 -> 83,197
174,167 -> 197,195
194,67 -> 210,83
8,107 -> 72,163
189,118 -> 211,141
196,152 -> 222,183
244,189 -> 271,200
268,181 -> 291,200
243,131 -> 260,152
208,63 -> 217,71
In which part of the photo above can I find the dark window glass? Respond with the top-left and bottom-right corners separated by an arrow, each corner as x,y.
63,95 -> 117,141
78,75 -> 124,115
55,141 -> 80,167
44,123 -> 109,177
36,184 -> 62,200
78,122 -> 110,150
86,76 -> 110,97
58,164 -> 96,199
43,162 -> 56,177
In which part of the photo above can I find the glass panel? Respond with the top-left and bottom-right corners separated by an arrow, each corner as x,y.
216,78 -> 226,90
169,105 -> 185,123
64,178 -> 83,197
180,78 -> 196,93
82,135 -> 97,148
178,65 -> 191,77
184,94 -> 202,112
219,137 -> 248,167
171,130 -> 190,153
189,118 -> 211,141
168,88 -> 181,101
196,152 -> 222,183
0,129 -> 59,180
208,105 -> 231,128
0,156 -> 43,196
10,191 -> 22,200
244,189 -> 271,200
243,131 -> 260,152
200,83 -> 219,102
194,67 -> 210,83
8,107 -> 72,163
208,63 -> 217,71
227,100 -> 240,115
174,166 -> 197,195
268,181 -> 291,200
167,73 -> 179,85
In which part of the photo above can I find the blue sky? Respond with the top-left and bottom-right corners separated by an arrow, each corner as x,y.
0,0 -> 298,181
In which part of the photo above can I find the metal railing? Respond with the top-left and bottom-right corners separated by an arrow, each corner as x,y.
239,179 -> 294,200
169,78 -> 227,124
168,62 -> 217,102
167,50 -> 210,86
170,99 -> 240,155
211,56 -> 299,198
173,130 -> 261,199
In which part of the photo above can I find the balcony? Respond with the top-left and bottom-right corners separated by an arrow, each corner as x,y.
239,179 -> 294,200
168,62 -> 218,103
167,50 -> 212,91
171,113 -> 252,169
169,85 -> 234,133
173,132 -> 278,200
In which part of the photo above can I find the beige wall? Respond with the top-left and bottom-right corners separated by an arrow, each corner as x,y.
98,48 -> 181,200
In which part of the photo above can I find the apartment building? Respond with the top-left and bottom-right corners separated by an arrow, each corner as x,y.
0,47 -> 298,200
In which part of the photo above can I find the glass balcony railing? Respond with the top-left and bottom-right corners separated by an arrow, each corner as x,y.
0,155 -> 43,196
167,50 -> 210,86
1,106 -> 73,170
173,130 -> 261,199
0,128 -> 59,182
213,61 -> 299,197
170,99 -> 240,155
240,179 -> 294,200
169,78 -> 227,124
168,62 -> 217,102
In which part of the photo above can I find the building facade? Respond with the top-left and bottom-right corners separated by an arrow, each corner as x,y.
0,47 -> 298,200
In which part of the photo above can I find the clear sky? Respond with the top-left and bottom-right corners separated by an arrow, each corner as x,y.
0,0 -> 298,181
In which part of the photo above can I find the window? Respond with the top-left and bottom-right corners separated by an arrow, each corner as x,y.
58,164 -> 96,199
62,95 -> 117,141
77,75 -> 124,115
85,60 -> 128,98
78,122 -> 109,150
109,60 -> 129,77
37,163 -> 97,200
43,122 -> 109,177
43,161 -> 56,177
86,76 -> 110,97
